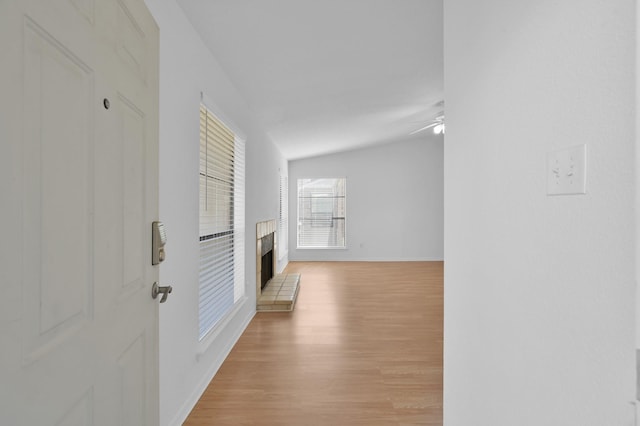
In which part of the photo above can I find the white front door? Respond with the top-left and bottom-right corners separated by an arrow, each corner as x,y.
0,0 -> 160,424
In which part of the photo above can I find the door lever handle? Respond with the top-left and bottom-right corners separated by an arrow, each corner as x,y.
152,282 -> 173,303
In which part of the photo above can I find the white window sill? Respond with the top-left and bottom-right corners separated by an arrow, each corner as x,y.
196,295 -> 248,359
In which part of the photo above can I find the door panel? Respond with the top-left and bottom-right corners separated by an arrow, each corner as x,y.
117,333 -> 146,426
116,0 -> 148,83
55,389 -> 94,426
70,0 -> 95,25
0,0 -> 159,424
22,16 -> 94,363
121,95 -> 146,290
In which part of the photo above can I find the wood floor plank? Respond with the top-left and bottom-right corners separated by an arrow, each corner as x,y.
184,261 -> 443,425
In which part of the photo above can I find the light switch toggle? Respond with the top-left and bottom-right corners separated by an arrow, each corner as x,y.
546,145 -> 587,196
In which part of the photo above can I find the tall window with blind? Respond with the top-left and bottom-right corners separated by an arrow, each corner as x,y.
199,104 -> 245,340
297,178 -> 346,248
278,173 -> 288,259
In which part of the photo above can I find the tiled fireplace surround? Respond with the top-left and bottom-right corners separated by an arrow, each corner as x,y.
256,220 -> 300,312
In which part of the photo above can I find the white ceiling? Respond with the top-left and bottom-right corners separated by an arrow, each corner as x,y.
176,0 -> 443,160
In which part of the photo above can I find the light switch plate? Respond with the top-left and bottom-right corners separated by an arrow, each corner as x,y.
546,144 -> 587,195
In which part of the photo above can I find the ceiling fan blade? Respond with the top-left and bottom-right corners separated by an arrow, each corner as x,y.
410,122 -> 439,135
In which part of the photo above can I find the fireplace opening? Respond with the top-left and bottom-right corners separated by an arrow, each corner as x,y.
260,233 -> 274,290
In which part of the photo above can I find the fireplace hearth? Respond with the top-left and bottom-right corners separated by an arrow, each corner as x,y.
256,219 -> 300,312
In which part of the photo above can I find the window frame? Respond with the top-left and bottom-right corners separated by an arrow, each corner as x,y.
197,98 -> 246,342
296,177 -> 347,249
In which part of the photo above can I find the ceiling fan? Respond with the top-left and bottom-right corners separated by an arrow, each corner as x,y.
410,112 -> 445,135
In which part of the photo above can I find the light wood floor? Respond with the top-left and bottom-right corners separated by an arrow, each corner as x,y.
184,261 -> 443,426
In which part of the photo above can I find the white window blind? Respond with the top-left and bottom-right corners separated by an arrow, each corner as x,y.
297,178 -> 346,248
233,141 -> 245,303
278,173 -> 288,259
199,104 -> 245,340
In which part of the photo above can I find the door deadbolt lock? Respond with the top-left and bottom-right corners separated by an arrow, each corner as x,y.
152,221 -> 167,265
152,282 -> 172,303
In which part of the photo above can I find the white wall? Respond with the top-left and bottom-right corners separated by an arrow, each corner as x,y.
143,1 -> 286,424
444,1 -> 635,425
288,136 -> 444,261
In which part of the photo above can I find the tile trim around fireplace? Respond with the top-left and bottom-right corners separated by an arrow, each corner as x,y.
255,219 -> 300,312
256,219 -> 277,298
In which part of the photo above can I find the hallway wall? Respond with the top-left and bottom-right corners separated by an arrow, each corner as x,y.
444,1 -> 635,425
144,0 -> 287,424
